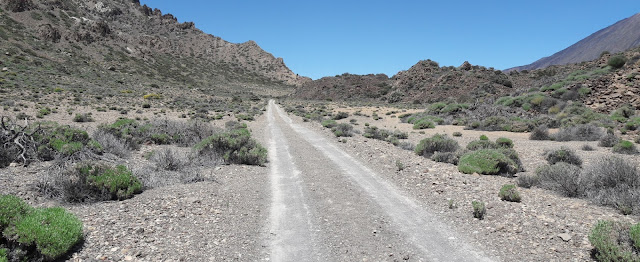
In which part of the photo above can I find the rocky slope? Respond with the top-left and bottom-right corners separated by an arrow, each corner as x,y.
0,0 -> 309,93
293,60 -> 515,104
510,12 -> 640,72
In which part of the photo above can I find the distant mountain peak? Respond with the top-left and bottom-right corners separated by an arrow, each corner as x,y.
509,12 -> 640,71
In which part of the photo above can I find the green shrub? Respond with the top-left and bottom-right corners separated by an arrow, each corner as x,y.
35,124 -> 97,159
332,123 -> 353,137
98,118 -> 149,149
589,221 -> 639,261
613,140 -> 637,154
472,201 -> 486,220
85,164 -> 141,200
631,223 -> 640,250
479,135 -> 489,141
458,149 -> 518,176
0,195 -> 33,231
608,55 -> 627,69
363,126 -> 391,140
5,207 -> 83,260
499,184 -> 521,202
73,113 -> 94,122
333,112 -> 349,120
452,131 -> 462,137
535,163 -> 582,197
413,119 -> 435,129
544,147 -> 582,166
194,128 -> 267,166
466,140 -> 498,151
0,248 -> 7,262
415,134 -> 459,157
495,137 -> 513,148
321,119 -> 337,128
625,117 -> 640,130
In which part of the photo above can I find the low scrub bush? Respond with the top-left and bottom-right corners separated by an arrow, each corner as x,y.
535,163 -> 582,197
91,130 -> 130,158
544,147 -> 582,166
321,119 -> 337,128
607,55 -> 627,69
72,113 -> 94,123
452,131 -> 462,137
415,134 -> 459,157
332,112 -> 349,120
598,133 -> 619,148
37,162 -> 141,202
332,123 -> 353,137
582,157 -> 640,214
458,149 -> 519,176
35,124 -> 102,160
431,151 -> 463,165
553,124 -> 603,141
613,140 -> 637,154
472,201 -> 486,220
495,137 -> 514,148
529,125 -> 551,140
84,164 -> 142,200
517,173 -> 539,188
151,148 -> 187,171
499,184 -> 521,202
479,135 -> 489,141
413,119 -> 435,129
97,118 -> 148,150
194,128 -> 267,166
582,144 -> 595,151
466,140 -> 498,151
0,195 -> 83,261
589,221 -> 640,261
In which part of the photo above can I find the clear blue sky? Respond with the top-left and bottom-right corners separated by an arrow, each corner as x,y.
140,1 -> 639,79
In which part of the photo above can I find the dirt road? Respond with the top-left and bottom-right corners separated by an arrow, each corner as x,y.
264,100 -> 496,261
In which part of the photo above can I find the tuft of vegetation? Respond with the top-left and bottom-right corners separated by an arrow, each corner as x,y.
582,157 -> 640,214
321,119 -> 337,128
412,119 -> 435,129
466,140 -> 498,151
535,163 -> 582,197
613,140 -> 637,155
332,112 -> 349,120
495,137 -> 514,148
415,134 -> 459,157
582,144 -> 595,151
72,113 -> 94,123
517,173 -> 539,188
332,123 -> 353,137
194,128 -> 267,166
544,147 -> 582,166
598,133 -> 620,148
35,124 -> 102,160
589,220 -> 640,261
452,131 -> 462,137
431,151 -> 463,165
479,135 -> 489,141
85,164 -> 142,200
499,184 -> 521,202
0,195 -> 83,261
458,149 -> 519,176
529,125 -> 551,140
553,124 -> 603,142
472,201 -> 486,220
607,55 -> 627,69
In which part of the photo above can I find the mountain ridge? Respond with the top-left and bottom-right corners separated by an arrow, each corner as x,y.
508,12 -> 640,72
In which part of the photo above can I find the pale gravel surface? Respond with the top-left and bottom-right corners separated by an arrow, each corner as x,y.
1,101 -> 639,261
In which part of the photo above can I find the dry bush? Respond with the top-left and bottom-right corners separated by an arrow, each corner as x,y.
553,124 -> 603,141
92,129 -> 130,158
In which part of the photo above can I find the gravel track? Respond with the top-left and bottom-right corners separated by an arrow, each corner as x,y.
265,100 -> 495,261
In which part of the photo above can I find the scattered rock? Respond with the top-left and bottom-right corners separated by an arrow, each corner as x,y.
558,233 -> 572,242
